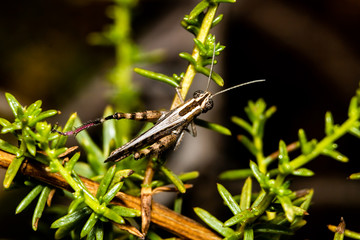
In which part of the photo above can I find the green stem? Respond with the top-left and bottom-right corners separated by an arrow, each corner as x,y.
254,136 -> 266,173
171,3 -> 219,109
290,115 -> 358,170
112,2 -> 136,146
113,2 -> 132,89
237,191 -> 276,235
252,191 -> 275,214
275,173 -> 286,187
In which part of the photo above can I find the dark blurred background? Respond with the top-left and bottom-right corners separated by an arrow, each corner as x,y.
1,0 -> 360,239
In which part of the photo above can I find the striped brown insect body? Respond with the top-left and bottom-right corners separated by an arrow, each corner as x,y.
54,79 -> 264,162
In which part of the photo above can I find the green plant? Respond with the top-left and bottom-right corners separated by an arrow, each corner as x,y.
192,88 -> 360,239
0,0 -> 234,239
1,0 -> 360,239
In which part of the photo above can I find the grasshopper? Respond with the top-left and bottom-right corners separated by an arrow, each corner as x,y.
55,79 -> 264,162
54,54 -> 264,162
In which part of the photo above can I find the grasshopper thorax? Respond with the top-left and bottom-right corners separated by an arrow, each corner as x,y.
193,90 -> 213,113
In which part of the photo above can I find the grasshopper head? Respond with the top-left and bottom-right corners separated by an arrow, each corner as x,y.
193,90 -> 213,113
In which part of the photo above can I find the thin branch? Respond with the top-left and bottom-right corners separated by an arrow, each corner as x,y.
170,3 -> 219,109
264,141 -> 299,166
140,159 -> 156,235
0,149 -> 220,240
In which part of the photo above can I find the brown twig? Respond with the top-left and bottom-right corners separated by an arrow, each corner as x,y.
140,159 -> 156,235
266,141 -> 300,162
0,150 -> 221,240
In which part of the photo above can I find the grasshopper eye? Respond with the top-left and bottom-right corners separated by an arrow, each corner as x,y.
202,98 -> 213,113
193,90 -> 204,98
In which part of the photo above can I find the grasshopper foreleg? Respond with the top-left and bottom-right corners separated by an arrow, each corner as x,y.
175,86 -> 197,138
53,110 -> 165,136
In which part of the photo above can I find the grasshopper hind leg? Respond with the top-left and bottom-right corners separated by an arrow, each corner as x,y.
53,110 -> 165,136
134,134 -> 179,160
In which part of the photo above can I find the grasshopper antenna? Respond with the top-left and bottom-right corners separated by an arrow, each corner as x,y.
205,42 -> 217,92
212,79 -> 265,98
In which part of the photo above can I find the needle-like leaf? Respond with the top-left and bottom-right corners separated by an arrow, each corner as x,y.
194,207 -> 234,237
217,183 -> 241,215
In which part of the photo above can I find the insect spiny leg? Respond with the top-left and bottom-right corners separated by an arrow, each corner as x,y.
107,111 -> 164,121
54,111 -> 165,137
52,118 -> 105,136
53,112 -> 126,136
